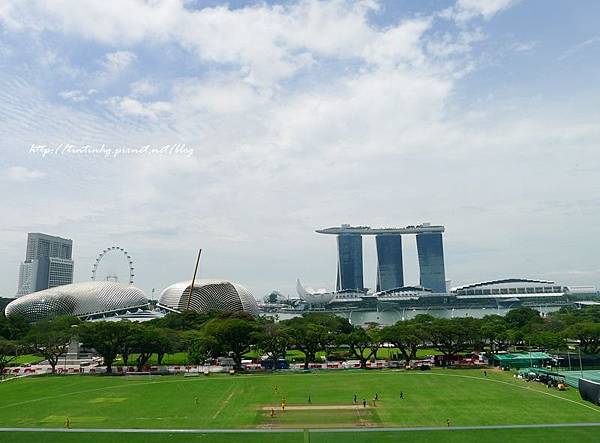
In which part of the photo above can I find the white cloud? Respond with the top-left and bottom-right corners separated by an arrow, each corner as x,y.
130,79 -> 158,97
0,1 -> 25,30
442,0 -> 516,22
102,50 -> 137,72
557,36 -> 600,61
0,1 -> 448,87
6,166 -> 46,181
36,48 -> 82,78
426,28 -> 485,59
171,77 -> 268,115
362,18 -> 431,67
512,41 -> 537,52
58,89 -> 88,102
105,96 -> 172,119
0,42 -> 14,58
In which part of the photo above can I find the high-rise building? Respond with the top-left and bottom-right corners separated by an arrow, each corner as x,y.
25,232 -> 72,261
16,233 -> 74,296
336,233 -> 364,291
376,234 -> 404,291
317,223 -> 446,293
16,260 -> 39,296
416,232 -> 446,293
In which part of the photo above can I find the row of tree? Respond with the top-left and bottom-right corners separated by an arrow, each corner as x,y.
1,305 -> 600,376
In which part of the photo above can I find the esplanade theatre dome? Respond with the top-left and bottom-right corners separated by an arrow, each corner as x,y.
4,282 -> 149,322
157,279 -> 259,316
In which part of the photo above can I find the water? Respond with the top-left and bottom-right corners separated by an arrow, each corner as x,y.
268,306 -> 562,326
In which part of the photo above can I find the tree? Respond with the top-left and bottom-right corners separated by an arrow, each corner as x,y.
525,330 -> 564,351
425,318 -> 472,365
338,326 -> 381,369
121,323 -> 138,367
0,314 -> 31,340
381,321 -> 423,366
507,327 -> 525,349
0,337 -> 19,379
300,313 -> 354,334
187,332 -> 221,366
505,307 -> 543,330
551,306 -> 600,326
25,316 -> 79,373
128,325 -> 161,371
285,321 -> 329,369
78,321 -> 131,374
256,322 -> 291,370
203,316 -> 258,370
155,328 -> 180,365
283,313 -> 351,369
564,322 -> 600,354
0,315 -> 9,340
149,310 -> 217,331
480,315 -> 510,353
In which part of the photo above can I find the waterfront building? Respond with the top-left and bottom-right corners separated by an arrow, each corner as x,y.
416,232 -> 446,293
296,279 -> 336,305
317,223 -> 445,293
450,278 -> 566,300
5,281 -> 148,322
376,234 -> 404,291
336,233 -> 364,291
157,279 -> 259,316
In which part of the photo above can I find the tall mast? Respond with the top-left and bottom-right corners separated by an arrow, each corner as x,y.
186,249 -> 202,311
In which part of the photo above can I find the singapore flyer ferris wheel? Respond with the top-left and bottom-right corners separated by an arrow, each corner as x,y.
91,246 -> 135,284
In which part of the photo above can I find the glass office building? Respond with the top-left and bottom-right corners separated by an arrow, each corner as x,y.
376,234 -> 404,291
16,233 -> 74,296
25,233 -> 72,261
416,232 -> 446,293
336,234 -> 364,291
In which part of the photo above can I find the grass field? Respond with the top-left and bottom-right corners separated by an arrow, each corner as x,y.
1,369 -> 599,442
7,354 -> 43,366
106,347 -> 444,366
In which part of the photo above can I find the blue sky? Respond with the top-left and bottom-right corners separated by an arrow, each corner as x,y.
1,0 -> 599,298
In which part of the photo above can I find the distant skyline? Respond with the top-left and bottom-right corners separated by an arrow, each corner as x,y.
1,0 -> 600,298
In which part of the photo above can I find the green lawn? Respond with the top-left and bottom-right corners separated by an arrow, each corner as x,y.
7,354 -> 43,366
108,348 -> 443,366
0,369 -> 599,440
113,352 -> 190,366
377,347 -> 443,359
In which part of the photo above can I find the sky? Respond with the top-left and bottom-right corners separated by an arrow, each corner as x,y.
1,0 -> 599,299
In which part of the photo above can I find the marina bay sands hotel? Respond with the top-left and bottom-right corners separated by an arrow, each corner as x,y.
316,223 -> 447,293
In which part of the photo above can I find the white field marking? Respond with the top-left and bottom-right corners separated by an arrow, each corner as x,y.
260,405 -> 367,411
2,423 -> 600,433
410,371 -> 600,414
0,422 -> 600,434
212,389 -> 236,419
